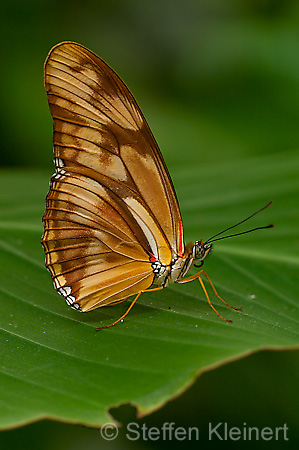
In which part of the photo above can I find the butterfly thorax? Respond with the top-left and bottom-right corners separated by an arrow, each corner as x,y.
152,240 -> 212,287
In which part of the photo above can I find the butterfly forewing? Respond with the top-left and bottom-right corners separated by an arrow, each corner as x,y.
42,42 -> 183,311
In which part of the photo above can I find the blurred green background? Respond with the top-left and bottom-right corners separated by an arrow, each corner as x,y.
1,0 -> 298,449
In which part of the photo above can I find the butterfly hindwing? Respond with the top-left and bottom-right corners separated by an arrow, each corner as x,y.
43,169 -> 155,311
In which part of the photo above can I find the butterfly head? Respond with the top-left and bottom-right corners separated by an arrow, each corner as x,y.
192,240 -> 212,268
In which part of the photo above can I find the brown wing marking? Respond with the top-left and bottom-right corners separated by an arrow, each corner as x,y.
44,42 -> 183,259
42,171 -> 157,309
74,265 -> 154,312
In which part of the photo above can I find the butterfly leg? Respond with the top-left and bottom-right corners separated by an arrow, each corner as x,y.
178,269 -> 242,322
96,286 -> 164,330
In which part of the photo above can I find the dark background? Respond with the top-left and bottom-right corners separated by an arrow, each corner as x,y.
1,0 -> 298,169
1,0 -> 298,449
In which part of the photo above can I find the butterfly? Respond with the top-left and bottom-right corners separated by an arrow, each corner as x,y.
41,42 -> 272,329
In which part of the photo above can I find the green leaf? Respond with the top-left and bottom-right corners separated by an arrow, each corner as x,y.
0,149 -> 298,430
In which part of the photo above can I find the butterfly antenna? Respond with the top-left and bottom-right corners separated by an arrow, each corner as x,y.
205,201 -> 273,244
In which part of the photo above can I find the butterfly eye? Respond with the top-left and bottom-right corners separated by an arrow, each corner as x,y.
192,241 -> 210,260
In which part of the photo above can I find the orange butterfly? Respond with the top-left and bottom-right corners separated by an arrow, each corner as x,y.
41,42 -> 272,329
